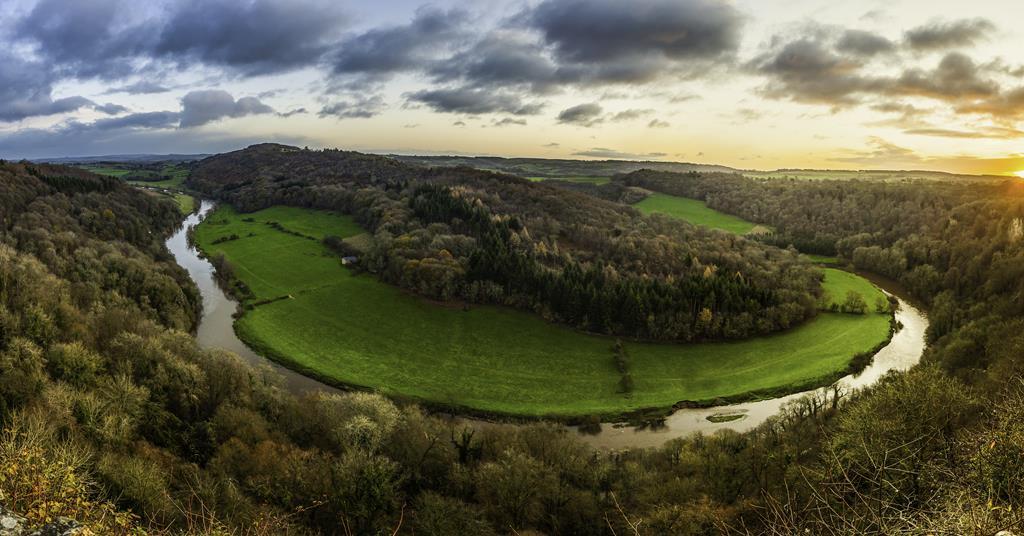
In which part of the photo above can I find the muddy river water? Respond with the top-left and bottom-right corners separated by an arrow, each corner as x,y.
169,201 -> 928,449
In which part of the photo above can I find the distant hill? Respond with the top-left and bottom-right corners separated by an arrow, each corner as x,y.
33,153 -> 211,164
391,154 -> 739,177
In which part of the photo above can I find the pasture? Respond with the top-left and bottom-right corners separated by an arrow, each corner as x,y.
635,193 -> 761,234
196,205 -> 891,418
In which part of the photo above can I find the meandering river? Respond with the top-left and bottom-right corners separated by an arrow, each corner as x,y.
169,200 -> 928,449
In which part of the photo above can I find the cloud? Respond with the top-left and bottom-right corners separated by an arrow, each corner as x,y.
572,147 -> 667,159
905,18 -> 995,51
492,118 -> 527,127
90,111 -> 182,130
318,95 -> 385,119
0,52 -> 94,121
835,30 -> 895,56
648,119 -> 670,128
903,126 -> 1024,139
332,7 -> 468,80
407,87 -> 543,115
831,136 -> 923,165
279,108 -> 308,118
749,38 -> 876,105
557,103 -> 603,126
153,0 -> 349,76
94,103 -> 129,115
527,0 -> 743,84
179,90 -> 275,127
105,81 -> 171,95
957,86 -> 1024,119
890,52 -> 998,100
543,142 -> 560,147
14,0 -> 151,79
430,30 -> 561,93
610,109 -> 653,121
750,32 -> 1001,110
14,0 -> 350,79
427,0 -> 745,96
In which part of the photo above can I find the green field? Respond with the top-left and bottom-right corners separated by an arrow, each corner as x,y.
635,193 -> 762,234
821,268 -> 886,309
174,193 -> 196,214
195,205 -> 891,418
82,164 -> 188,189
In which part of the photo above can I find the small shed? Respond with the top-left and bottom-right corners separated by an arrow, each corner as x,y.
341,256 -> 359,266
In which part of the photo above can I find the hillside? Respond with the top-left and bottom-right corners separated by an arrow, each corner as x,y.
190,144 -> 823,342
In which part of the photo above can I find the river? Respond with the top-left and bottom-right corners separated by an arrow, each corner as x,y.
168,200 -> 928,449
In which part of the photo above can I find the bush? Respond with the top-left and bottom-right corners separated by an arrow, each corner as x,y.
46,342 -> 103,387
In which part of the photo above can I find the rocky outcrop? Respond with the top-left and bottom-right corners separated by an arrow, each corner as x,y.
0,505 -> 85,536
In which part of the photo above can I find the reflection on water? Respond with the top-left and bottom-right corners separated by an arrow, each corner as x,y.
169,201 -> 928,449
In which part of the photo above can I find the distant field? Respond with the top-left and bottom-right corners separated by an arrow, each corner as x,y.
82,163 -> 188,189
527,176 -> 611,185
821,269 -> 886,309
635,193 -> 761,234
173,194 -> 196,214
195,205 -> 891,418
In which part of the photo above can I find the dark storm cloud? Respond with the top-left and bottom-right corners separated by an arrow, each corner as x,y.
0,52 -> 94,122
318,95 -> 385,119
179,90 -> 275,128
14,0 -> 349,79
750,30 -> 1003,111
15,0 -> 151,79
905,18 -> 995,51
557,103 -> 603,126
890,52 -> 999,100
408,87 -> 544,115
428,0 -> 744,94
90,111 -> 182,130
528,0 -> 743,83
749,38 -> 878,105
429,32 -> 561,93
154,0 -> 348,76
332,7 -> 469,77
835,30 -> 895,56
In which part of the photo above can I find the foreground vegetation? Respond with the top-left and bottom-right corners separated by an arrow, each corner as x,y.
195,204 -> 888,417
5,153 -> 1024,535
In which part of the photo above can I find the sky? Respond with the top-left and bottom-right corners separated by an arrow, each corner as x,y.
2,0 -> 1024,175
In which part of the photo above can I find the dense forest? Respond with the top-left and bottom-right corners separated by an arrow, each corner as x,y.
189,144 -> 820,341
5,156 -> 1024,534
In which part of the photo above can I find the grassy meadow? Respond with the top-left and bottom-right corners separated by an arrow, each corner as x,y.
196,205 -> 891,418
635,193 -> 763,234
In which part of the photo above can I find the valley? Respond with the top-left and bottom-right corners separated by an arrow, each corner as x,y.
190,184 -> 892,419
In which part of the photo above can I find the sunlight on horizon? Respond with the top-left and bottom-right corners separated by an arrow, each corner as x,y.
1015,170 -> 1024,179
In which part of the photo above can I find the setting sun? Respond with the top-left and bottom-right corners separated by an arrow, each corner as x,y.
1016,171 -> 1024,179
